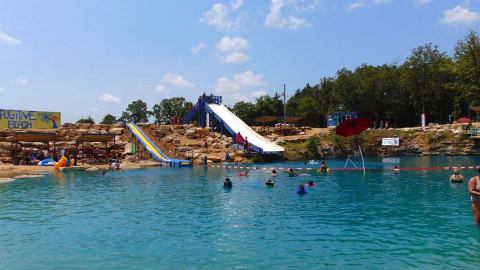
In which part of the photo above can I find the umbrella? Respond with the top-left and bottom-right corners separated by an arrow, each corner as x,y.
457,117 -> 472,124
335,118 -> 372,137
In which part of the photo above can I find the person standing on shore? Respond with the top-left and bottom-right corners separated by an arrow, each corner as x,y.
468,167 -> 480,224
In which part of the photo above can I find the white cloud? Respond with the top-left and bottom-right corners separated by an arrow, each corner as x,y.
442,6 -> 480,26
10,78 -> 29,87
200,3 -> 242,32
98,93 -> 121,104
216,36 -> 251,63
231,0 -> 244,9
191,42 -> 206,54
348,1 -> 366,11
163,73 -> 195,88
155,84 -> 170,94
234,70 -> 265,86
214,70 -> 266,103
223,51 -> 251,63
265,0 -> 311,30
217,36 -> 249,52
250,90 -> 267,98
0,87 -> 5,95
0,31 -> 21,46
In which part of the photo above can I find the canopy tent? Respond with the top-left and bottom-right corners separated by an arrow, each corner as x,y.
8,132 -> 57,165
254,116 -> 280,124
76,133 -> 117,164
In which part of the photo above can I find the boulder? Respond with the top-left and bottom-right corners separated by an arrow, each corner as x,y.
176,129 -> 185,135
207,154 -> 222,162
212,143 -> 221,149
195,128 -> 210,136
0,157 -> 12,163
164,136 -> 173,143
172,139 -> 181,145
109,127 -> 124,135
0,142 -> 19,150
186,129 -> 196,138
177,146 -> 191,152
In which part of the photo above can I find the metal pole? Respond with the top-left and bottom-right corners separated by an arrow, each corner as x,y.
359,145 -> 366,174
283,84 -> 287,124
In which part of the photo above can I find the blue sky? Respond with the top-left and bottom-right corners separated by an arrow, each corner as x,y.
1,0 -> 480,123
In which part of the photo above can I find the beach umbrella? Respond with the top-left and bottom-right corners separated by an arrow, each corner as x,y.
457,117 -> 472,124
335,118 -> 372,137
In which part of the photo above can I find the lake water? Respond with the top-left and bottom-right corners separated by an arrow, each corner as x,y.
1,156 -> 480,269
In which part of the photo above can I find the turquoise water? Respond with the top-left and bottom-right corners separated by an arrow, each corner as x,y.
1,156 -> 480,269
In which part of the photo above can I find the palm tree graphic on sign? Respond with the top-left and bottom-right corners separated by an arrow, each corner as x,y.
38,112 -> 60,128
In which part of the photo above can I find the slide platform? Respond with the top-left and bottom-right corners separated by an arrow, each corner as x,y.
127,123 -> 191,167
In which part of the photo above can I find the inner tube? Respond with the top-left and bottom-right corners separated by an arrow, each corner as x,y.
265,181 -> 275,187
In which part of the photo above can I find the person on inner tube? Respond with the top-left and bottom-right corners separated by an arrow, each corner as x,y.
450,168 -> 464,183
297,184 -> 307,195
224,178 -> 233,189
265,179 -> 274,187
319,160 -> 328,173
238,169 -> 249,176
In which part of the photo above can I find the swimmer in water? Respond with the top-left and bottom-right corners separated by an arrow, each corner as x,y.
296,184 -> 307,195
287,168 -> 298,177
394,165 -> 400,172
224,178 -> 233,189
265,179 -> 275,187
319,160 -> 328,173
271,169 -> 277,177
238,169 -> 250,176
450,168 -> 464,183
307,180 -> 315,187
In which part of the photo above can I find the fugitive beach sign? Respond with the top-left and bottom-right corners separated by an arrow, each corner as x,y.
0,109 -> 61,129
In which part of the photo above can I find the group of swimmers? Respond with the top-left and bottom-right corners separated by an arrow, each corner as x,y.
224,168 -> 316,196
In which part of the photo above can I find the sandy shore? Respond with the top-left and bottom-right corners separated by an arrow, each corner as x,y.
0,161 -> 163,184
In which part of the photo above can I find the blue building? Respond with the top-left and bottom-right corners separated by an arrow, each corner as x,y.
327,111 -> 359,128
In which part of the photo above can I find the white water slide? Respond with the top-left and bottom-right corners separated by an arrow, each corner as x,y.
206,103 -> 284,154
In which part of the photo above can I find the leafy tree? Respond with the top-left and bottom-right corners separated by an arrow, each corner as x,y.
151,97 -> 193,124
100,114 -> 117,124
124,100 -> 150,123
231,101 -> 257,125
77,116 -> 95,124
452,31 -> 480,118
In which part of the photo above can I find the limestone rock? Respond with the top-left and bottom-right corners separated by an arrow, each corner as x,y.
207,154 -> 222,162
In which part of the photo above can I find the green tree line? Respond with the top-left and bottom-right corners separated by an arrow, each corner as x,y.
81,31 -> 480,128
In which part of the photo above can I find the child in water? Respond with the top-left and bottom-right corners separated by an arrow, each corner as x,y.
307,180 -> 315,187
271,169 -> 277,177
287,168 -> 298,177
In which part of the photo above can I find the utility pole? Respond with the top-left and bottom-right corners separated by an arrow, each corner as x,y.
283,84 -> 287,124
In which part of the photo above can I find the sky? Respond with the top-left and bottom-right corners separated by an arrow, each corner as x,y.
1,0 -> 480,123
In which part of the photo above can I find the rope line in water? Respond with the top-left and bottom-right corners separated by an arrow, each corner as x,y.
209,165 -> 479,172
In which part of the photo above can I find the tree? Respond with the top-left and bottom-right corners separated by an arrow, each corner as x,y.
100,114 -> 117,124
77,116 -> 95,124
151,97 -> 193,124
124,100 -> 150,123
231,101 -> 257,125
452,31 -> 480,118
400,43 -> 454,125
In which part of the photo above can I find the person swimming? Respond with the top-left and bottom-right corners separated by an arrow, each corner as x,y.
265,179 -> 275,187
296,184 -> 307,195
238,169 -> 250,176
319,160 -> 328,173
224,178 -> 233,189
307,180 -> 315,187
394,165 -> 400,172
287,168 -> 298,177
450,168 -> 464,183
271,169 -> 277,177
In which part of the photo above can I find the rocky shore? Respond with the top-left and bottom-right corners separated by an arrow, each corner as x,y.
283,123 -> 480,160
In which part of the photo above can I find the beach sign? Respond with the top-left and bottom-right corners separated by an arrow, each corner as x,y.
0,109 -> 61,129
382,137 -> 400,146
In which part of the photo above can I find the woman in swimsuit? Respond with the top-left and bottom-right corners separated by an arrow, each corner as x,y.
468,167 -> 480,224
